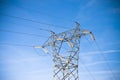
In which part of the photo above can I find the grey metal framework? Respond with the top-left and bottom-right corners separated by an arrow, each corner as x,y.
35,22 -> 95,80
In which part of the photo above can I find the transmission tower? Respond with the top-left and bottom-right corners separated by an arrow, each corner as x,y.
34,22 -> 95,80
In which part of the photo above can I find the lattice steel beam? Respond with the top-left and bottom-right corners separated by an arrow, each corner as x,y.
35,22 -> 95,80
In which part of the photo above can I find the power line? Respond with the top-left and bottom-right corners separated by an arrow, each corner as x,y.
1,0 -> 75,23
84,36 -> 116,80
80,59 -> 96,80
95,42 -> 116,80
79,35 -> 96,80
0,13 -> 69,29
0,43 -> 33,47
5,21 -> 52,32
0,29 -> 48,38
0,43 -> 47,56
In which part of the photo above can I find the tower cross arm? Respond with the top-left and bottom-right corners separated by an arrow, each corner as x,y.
33,37 -> 52,54
81,29 -> 96,40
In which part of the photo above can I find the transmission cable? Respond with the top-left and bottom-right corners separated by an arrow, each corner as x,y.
1,0 -> 75,23
0,43 -> 47,57
84,36 -> 116,80
0,13 -> 69,29
5,21 -> 51,32
0,29 -> 48,38
80,58 -> 96,80
95,41 -> 116,80
0,43 -> 33,47
79,39 -> 96,80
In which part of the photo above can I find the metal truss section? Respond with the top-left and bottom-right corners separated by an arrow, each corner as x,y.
35,22 -> 95,80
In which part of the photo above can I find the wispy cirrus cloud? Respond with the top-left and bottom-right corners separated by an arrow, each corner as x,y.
74,0 -> 96,20
0,58 -> 39,64
110,8 -> 120,14
81,0 -> 96,10
80,60 -> 120,66
80,70 -> 120,74
80,49 -> 120,57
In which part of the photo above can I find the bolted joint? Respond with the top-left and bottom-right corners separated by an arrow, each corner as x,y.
75,65 -> 78,68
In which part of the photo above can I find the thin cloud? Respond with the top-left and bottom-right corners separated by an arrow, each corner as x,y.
80,70 -> 120,74
110,8 -> 120,14
80,49 -> 120,57
104,42 -> 120,46
0,58 -> 39,64
80,60 -> 120,66
81,0 -> 96,10
74,0 -> 96,20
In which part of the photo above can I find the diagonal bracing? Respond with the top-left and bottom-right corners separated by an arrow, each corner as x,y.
35,22 -> 95,80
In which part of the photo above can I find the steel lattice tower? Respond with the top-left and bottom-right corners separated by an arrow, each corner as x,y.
35,22 -> 95,80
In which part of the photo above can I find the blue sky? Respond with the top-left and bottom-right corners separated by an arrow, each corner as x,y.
0,0 -> 120,80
